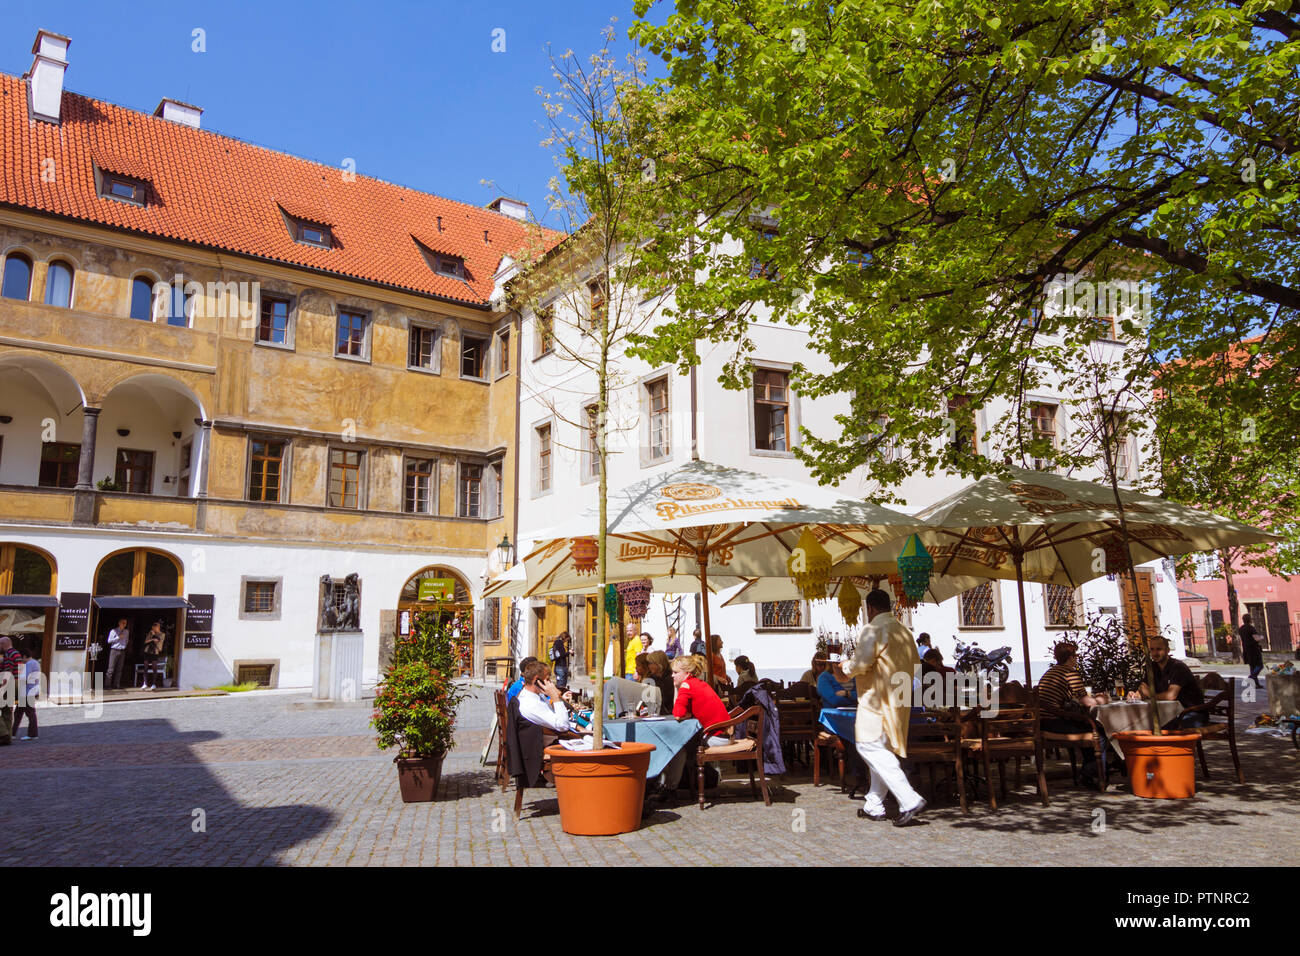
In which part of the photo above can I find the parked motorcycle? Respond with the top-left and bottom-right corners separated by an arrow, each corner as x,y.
954,639 -> 1013,686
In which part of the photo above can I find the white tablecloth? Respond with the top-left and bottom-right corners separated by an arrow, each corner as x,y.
1091,701 -> 1184,757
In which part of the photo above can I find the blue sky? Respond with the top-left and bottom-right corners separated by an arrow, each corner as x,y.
0,0 -> 658,231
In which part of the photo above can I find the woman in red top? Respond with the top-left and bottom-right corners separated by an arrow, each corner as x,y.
671,655 -> 731,742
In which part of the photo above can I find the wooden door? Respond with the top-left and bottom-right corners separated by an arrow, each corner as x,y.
1265,601 -> 1291,652
536,597 -> 569,661
1119,570 -> 1158,641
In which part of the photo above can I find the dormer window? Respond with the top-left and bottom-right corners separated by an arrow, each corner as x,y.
434,254 -> 464,278
100,173 -> 148,206
294,220 -> 332,249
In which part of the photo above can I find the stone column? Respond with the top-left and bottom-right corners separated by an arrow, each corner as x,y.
194,418 -> 212,531
72,406 -> 100,525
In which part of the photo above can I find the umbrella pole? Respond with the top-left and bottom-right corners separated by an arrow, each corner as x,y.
699,554 -> 715,686
1013,550 -> 1033,688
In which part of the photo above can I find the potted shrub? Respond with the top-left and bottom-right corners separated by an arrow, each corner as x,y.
371,611 -> 470,802
1073,614 -> 1150,696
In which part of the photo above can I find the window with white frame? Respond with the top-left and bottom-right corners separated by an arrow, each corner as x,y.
959,582 -> 1001,628
408,325 -> 440,372
404,457 -> 435,514
757,600 -> 809,629
535,423 -> 552,494
1044,584 -> 1082,628
1194,552 -> 1221,580
1030,402 -> 1059,470
1104,412 -> 1135,482
582,403 -> 600,483
495,326 -> 511,377
459,462 -> 483,517
645,377 -> 670,463
534,308 -> 554,358
753,368 -> 791,452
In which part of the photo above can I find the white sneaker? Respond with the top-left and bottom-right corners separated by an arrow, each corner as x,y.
21,736 -> 34,741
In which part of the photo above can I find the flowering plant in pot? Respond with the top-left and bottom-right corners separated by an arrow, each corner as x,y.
371,610 -> 470,802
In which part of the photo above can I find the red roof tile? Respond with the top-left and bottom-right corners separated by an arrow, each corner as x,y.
0,73 -> 562,307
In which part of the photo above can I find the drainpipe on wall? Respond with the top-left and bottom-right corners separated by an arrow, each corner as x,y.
511,309 -> 523,666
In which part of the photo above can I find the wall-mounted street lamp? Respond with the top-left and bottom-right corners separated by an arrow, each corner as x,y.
495,534 -> 514,569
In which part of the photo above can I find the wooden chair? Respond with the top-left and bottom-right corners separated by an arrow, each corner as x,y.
778,681 -> 814,701
1178,676 -> 1245,784
696,705 -> 772,809
813,729 -> 846,787
493,689 -> 510,794
777,699 -> 817,771
975,705 -> 1050,809
1039,700 -> 1109,790
903,708 -> 972,813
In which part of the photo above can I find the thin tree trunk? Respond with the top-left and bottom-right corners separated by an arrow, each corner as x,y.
1222,549 -> 1241,662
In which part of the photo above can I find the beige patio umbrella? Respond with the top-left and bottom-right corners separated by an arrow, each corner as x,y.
914,466 -> 1278,686
520,460 -> 924,684
722,568 -> 982,609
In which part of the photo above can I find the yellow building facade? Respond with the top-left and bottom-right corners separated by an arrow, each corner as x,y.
0,31 -> 538,690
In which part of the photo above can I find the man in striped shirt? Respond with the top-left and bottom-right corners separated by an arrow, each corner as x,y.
1035,640 -> 1114,788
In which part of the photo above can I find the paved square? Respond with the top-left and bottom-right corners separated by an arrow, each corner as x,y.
4,679 -> 1296,866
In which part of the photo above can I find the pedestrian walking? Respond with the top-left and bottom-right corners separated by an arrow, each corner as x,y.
1239,614 -> 1264,688
12,646 -> 38,740
0,636 -> 21,745
550,631 -> 571,689
105,618 -> 130,690
845,589 -> 927,826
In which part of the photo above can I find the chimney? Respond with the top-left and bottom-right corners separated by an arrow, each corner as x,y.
488,196 -> 529,221
26,30 -> 70,124
154,98 -> 203,129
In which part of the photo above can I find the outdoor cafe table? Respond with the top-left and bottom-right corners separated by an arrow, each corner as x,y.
1091,701 -> 1184,758
602,716 -> 702,779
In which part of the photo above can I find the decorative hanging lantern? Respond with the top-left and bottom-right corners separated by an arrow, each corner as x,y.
896,533 -> 934,602
616,579 -> 653,621
838,582 -> 862,627
570,537 -> 599,575
604,583 -> 620,623
888,573 -> 918,610
788,527 -> 832,601
1102,535 -> 1132,574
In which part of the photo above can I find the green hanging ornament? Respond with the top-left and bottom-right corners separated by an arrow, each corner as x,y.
896,533 -> 934,602
603,583 -> 620,623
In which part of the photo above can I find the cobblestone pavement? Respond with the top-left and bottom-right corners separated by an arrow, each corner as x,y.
3,676 -> 1296,866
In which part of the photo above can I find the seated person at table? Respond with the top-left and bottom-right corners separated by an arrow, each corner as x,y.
647,650 -> 675,712
918,649 -> 958,708
733,655 -> 759,693
634,653 -> 653,683
800,654 -> 829,687
1036,641 -> 1113,787
506,657 -> 540,703
817,659 -> 857,708
708,635 -> 732,690
516,660 -> 578,746
1138,636 -> 1207,728
671,655 -> 732,745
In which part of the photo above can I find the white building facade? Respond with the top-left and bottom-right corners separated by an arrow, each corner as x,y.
510,244 -> 1184,685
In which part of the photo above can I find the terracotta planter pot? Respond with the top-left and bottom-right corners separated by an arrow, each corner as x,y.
395,754 -> 445,803
1113,731 -> 1199,799
544,741 -> 656,835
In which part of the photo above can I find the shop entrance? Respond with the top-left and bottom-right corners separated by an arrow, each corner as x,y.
396,566 -> 474,676
0,543 -> 57,673
90,548 -> 185,690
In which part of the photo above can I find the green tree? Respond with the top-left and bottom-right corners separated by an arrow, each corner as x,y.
623,0 -> 1300,491
509,28 -> 662,746
1156,345 -> 1300,651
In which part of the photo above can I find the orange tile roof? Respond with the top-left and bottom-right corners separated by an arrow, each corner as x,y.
0,73 -> 563,308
